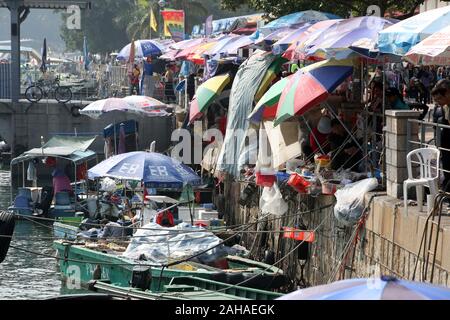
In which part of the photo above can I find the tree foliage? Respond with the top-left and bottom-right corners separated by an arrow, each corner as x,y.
220,0 -> 425,20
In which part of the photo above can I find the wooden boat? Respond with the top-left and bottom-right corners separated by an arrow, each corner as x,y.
8,135 -> 98,219
53,240 -> 287,294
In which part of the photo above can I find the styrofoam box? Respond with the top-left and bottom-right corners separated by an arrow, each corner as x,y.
198,209 -> 219,220
178,206 -> 202,222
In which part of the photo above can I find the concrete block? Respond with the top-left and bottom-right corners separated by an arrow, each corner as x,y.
395,206 -> 420,253
385,150 -> 408,168
440,224 -> 450,271
387,180 -> 403,199
380,198 -> 397,241
385,132 -> 408,151
386,164 -> 408,183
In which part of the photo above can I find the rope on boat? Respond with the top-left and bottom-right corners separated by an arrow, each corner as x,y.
11,203 -> 334,235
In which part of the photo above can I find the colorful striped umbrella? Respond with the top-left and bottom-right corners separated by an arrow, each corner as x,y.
260,10 -> 340,35
378,6 -> 450,56
272,24 -> 311,55
283,19 -> 341,61
277,276 -> 450,300
303,16 -> 397,60
175,39 -> 213,60
274,59 -> 353,126
185,41 -> 219,65
405,25 -> 450,66
254,56 -> 288,101
248,75 -> 292,124
189,73 -> 231,123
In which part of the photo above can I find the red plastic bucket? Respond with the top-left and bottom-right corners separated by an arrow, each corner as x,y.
255,172 -> 276,187
287,173 -> 310,193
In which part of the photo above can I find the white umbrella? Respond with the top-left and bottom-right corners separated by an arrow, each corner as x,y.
122,95 -> 170,116
404,25 -> 450,66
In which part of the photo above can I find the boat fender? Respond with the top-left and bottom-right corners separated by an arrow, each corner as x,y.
71,106 -> 82,117
130,266 -> 151,290
0,211 -> 15,263
264,250 -> 275,265
210,271 -> 227,283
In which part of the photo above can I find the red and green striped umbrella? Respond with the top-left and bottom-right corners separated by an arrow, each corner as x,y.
274,59 -> 353,126
248,75 -> 292,124
189,73 -> 231,123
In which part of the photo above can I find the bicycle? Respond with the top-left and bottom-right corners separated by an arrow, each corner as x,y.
25,76 -> 73,103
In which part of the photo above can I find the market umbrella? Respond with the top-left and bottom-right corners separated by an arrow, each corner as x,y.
189,73 -> 231,123
260,10 -> 340,35
274,58 -> 353,126
248,75 -> 292,124
254,56 -> 288,101
404,25 -> 450,66
117,39 -> 167,61
206,34 -> 241,58
185,41 -> 219,65
283,19 -> 342,61
272,24 -> 311,55
277,276 -> 450,300
169,38 -> 205,50
378,6 -> 450,56
256,27 -> 296,47
159,49 -> 180,61
80,98 -> 161,119
303,16 -> 397,60
122,95 -> 170,116
88,151 -> 201,188
175,39 -> 214,60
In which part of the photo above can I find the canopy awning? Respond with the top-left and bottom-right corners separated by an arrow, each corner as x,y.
11,135 -> 97,165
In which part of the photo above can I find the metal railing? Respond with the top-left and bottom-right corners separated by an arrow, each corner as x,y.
363,108 -> 385,183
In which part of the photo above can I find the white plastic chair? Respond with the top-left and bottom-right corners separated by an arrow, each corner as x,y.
403,147 -> 440,215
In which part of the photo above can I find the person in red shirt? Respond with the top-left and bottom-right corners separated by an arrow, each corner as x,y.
309,116 -> 331,154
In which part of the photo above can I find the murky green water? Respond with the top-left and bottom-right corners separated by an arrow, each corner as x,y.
0,170 -> 85,299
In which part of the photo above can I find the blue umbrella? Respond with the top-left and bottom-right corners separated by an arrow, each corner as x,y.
378,6 -> 450,56
277,276 -> 450,300
117,40 -> 167,61
260,10 -> 340,35
88,151 -> 201,189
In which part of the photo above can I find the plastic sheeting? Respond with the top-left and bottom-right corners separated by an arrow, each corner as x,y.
122,222 -> 233,265
216,51 -> 275,177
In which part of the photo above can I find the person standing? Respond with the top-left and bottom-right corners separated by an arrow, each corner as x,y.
142,56 -> 155,97
164,64 -> 176,103
431,80 -> 450,191
129,63 -> 141,95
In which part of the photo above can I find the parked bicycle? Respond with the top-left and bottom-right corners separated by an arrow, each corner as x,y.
25,76 -> 73,103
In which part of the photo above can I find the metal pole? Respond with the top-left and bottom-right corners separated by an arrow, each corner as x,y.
301,115 -> 326,155
325,103 -> 364,153
9,2 -> 21,103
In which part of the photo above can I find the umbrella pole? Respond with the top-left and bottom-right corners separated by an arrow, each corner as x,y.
301,115 -> 326,155
113,118 -> 117,155
187,184 -> 194,226
325,103 -> 364,153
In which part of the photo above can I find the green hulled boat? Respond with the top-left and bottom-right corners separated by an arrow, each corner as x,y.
53,240 -> 286,299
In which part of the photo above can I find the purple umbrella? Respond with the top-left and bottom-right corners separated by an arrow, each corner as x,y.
256,27 -> 296,47
272,24 -> 312,55
304,16 -> 397,59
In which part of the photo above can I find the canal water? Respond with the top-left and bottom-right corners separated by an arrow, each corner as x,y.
0,170 -> 84,299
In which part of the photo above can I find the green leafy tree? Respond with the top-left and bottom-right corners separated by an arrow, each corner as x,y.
60,0 -> 134,53
220,0 -> 425,20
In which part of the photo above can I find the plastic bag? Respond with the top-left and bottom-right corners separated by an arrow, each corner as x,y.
100,177 -> 117,193
334,178 -> 378,226
260,184 -> 288,216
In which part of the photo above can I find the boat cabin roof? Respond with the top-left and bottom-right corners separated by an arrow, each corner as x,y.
11,135 -> 97,165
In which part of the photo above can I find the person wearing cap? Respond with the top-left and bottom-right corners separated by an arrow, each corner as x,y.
386,87 -> 409,110
309,116 -> 331,154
